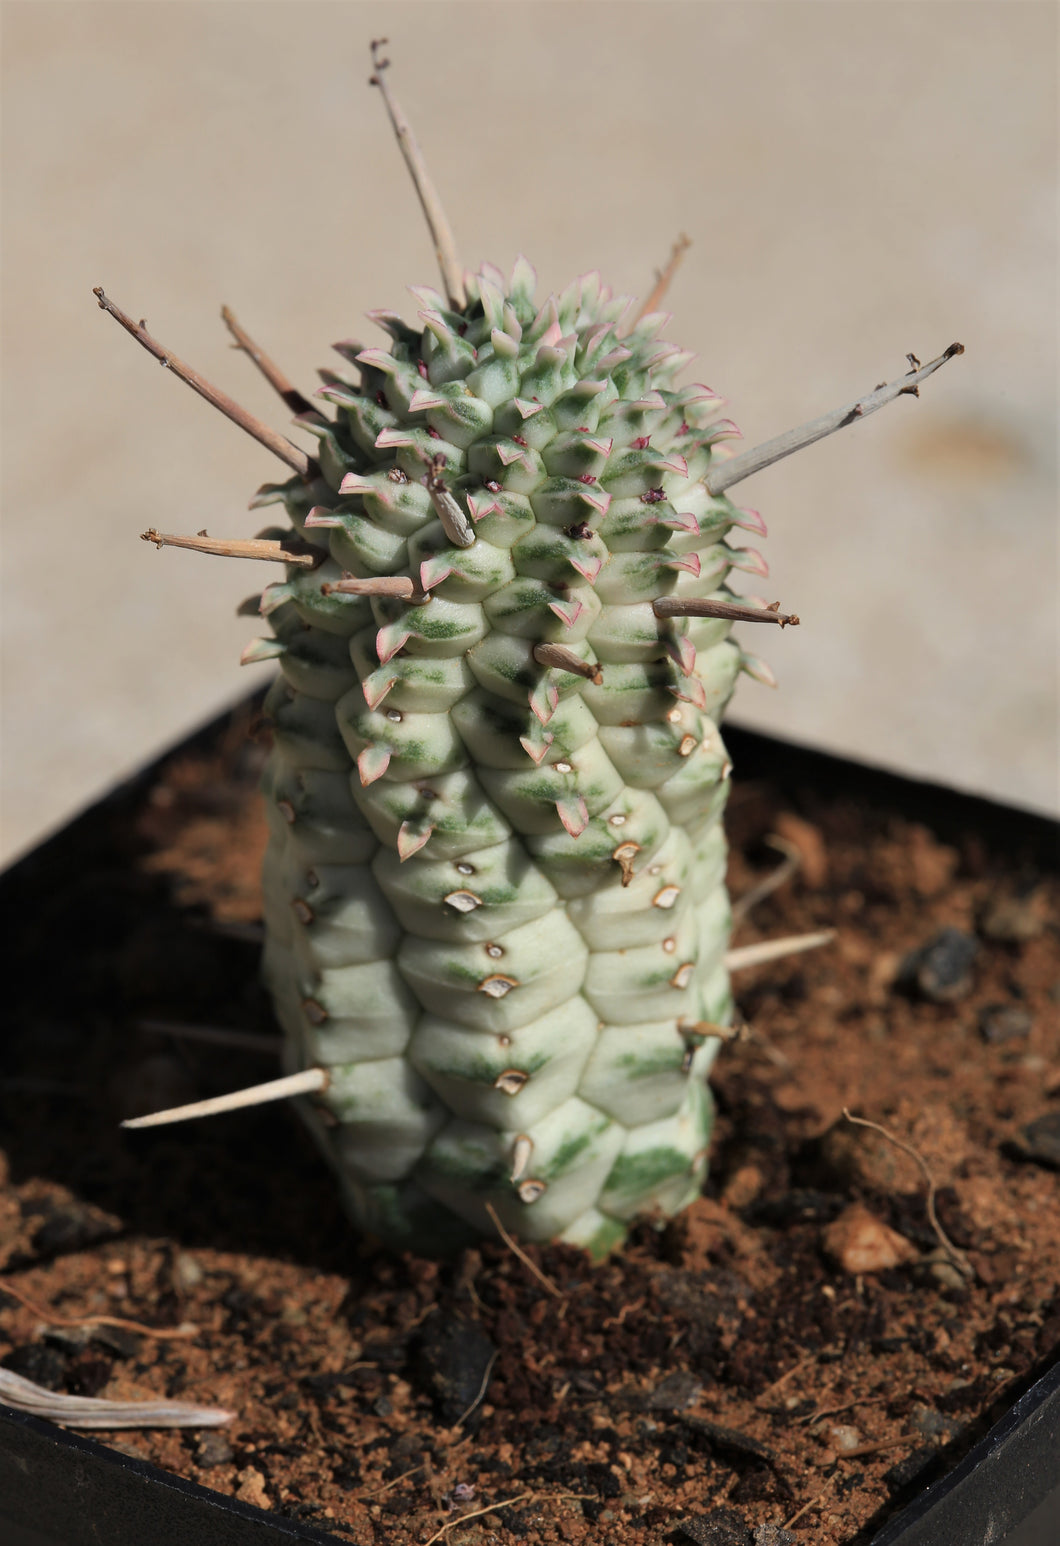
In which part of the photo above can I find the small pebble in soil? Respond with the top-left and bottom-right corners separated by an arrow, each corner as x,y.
906,827 -> 959,897
1013,1111 -> 1060,1169
642,1370 -> 703,1410
235,1465 -> 270,1510
911,1405 -> 963,1443
823,1204 -> 918,1274
722,1162 -> 766,1210
898,928 -> 978,1003
825,1424 -> 861,1453
196,1431 -> 234,1467
980,889 -> 1046,943
171,1251 -> 205,1292
926,1259 -> 970,1292
978,1004 -> 1033,1043
677,1507 -> 752,1546
753,1528 -> 798,1546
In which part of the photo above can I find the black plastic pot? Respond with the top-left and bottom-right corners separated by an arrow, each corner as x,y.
0,1403 -> 343,1546
1,700 -> 1057,1545
868,1357 -> 1060,1546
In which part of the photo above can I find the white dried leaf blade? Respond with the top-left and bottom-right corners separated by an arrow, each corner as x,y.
0,1367 -> 235,1429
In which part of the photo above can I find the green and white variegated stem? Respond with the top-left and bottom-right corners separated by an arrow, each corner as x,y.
254,260 -> 767,1257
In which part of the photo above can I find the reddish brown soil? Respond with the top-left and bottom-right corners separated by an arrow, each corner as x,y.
2,704 -> 1058,1545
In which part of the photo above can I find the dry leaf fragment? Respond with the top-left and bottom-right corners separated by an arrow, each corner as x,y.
0,1366 -> 235,1429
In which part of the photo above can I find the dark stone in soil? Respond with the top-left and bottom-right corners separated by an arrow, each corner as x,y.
409,1309 -> 496,1425
676,1507 -> 752,1546
643,1370 -> 704,1409
363,1332 -> 410,1371
936,1373 -> 993,1411
583,1460 -> 623,1498
196,1431 -> 234,1467
750,1188 -> 846,1226
28,1199 -> 124,1260
978,1003 -> 1033,1043
89,1323 -> 142,1358
882,1443 -> 942,1495
730,1463 -> 792,1505
1014,1111 -> 1060,1169
387,1430 -> 426,1471
503,1508 -> 537,1536
69,1354 -> 113,1396
899,928 -> 978,1002
0,1342 -> 68,1390
676,1414 -> 776,1465
1035,1303 -> 1060,1358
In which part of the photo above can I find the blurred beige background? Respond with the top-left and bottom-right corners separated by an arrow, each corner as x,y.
2,0 -> 1056,866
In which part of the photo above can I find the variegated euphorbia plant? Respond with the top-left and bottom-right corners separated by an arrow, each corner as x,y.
103,43 -> 961,1256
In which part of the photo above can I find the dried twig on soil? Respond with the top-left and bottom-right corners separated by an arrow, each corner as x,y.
484,1202 -> 562,1299
0,1367 -> 233,1429
833,1432 -> 919,1460
359,1463 -> 426,1499
756,1353 -> 816,1405
784,1473 -> 836,1529
800,1392 -> 889,1427
422,1493 -> 533,1546
842,1109 -> 974,1279
0,1276 -> 196,1341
